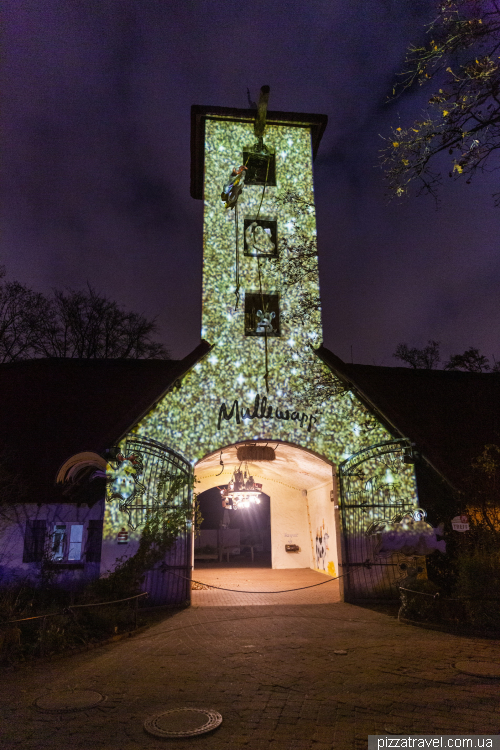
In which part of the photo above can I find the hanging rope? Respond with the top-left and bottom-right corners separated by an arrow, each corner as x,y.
234,202 -> 240,310
257,255 -> 270,394
255,154 -> 270,222
256,155 -> 271,394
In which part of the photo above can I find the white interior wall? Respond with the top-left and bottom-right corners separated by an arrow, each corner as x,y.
194,442 -> 339,573
306,480 -> 338,577
268,481 -> 311,569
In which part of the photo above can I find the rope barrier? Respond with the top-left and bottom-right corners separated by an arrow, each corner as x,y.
165,568 -> 350,594
0,591 -> 148,626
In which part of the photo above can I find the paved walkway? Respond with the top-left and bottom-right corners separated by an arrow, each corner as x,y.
1,569 -> 500,750
191,565 -> 340,606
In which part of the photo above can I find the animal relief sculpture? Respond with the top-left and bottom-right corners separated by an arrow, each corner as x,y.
255,309 -> 275,334
368,509 -> 446,558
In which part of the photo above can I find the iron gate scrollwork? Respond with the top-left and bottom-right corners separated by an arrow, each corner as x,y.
106,436 -> 194,607
338,438 -> 424,601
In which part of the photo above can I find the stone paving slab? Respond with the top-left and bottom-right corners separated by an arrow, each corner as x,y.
1,579 -> 499,750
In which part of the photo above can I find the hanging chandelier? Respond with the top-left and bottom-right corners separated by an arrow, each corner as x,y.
220,463 -> 263,510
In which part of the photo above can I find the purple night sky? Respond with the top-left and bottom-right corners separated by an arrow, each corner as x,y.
2,1 -> 499,364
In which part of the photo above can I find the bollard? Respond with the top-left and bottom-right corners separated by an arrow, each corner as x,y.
39,616 -> 47,656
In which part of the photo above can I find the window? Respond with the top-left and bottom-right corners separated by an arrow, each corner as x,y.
51,523 -> 84,562
242,150 -> 276,186
244,218 -> 277,258
244,293 -> 280,337
23,520 -> 47,563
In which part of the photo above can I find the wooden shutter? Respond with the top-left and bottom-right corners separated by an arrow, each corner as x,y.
85,520 -> 103,563
22,520 -> 47,563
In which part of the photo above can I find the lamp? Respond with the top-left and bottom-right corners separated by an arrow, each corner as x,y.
220,463 -> 263,510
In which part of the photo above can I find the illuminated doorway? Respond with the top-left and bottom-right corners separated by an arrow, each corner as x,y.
194,441 -> 339,577
195,485 -> 271,568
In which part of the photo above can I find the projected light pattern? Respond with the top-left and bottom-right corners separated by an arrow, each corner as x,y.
125,116 -> 418,506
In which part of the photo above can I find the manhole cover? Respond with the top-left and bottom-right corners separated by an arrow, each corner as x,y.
35,689 -> 106,712
144,708 -> 222,738
454,660 -> 500,678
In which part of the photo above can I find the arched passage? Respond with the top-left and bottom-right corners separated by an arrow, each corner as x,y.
194,441 -> 340,576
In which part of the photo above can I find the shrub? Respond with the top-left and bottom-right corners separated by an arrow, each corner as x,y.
454,551 -> 500,631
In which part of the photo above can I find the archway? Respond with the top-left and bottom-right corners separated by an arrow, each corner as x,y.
194,441 -> 340,577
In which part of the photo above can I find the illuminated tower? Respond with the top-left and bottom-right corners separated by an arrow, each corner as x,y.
134,93 -> 391,465
191,93 -> 327,400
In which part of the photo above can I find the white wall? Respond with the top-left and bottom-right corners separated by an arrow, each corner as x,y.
269,481 -> 311,569
307,479 -> 338,577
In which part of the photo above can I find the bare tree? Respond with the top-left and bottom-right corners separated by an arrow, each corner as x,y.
382,0 -> 500,205
0,274 -> 169,361
36,285 -> 169,360
274,191 -> 321,330
393,340 -> 441,369
394,341 -> 500,371
0,279 -> 51,363
444,346 -> 492,372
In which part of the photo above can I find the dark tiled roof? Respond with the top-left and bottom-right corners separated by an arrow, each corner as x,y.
316,345 -> 500,490
0,342 -> 211,503
190,105 -> 328,199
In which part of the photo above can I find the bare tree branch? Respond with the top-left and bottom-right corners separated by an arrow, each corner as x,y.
381,0 -> 500,204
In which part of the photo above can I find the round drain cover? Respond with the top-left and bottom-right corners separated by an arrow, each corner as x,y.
144,708 -> 222,738
35,689 -> 106,712
455,660 -> 500,678
384,727 -> 408,735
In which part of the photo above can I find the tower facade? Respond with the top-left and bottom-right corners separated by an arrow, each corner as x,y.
133,103 -> 393,463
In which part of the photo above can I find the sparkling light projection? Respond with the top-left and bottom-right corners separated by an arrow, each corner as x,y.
127,113 -> 417,504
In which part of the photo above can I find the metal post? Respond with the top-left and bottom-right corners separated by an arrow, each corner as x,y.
39,616 -> 47,657
134,597 -> 138,630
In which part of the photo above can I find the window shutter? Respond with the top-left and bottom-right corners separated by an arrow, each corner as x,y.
85,520 -> 103,563
22,520 -> 47,563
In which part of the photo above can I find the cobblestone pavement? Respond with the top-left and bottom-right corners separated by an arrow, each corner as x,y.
1,568 -> 500,750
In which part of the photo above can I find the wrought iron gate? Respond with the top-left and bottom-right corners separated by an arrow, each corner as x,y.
338,438 -> 422,602
114,436 -> 193,607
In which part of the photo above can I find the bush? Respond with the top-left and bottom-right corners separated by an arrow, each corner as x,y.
398,577 -> 440,622
454,551 -> 500,631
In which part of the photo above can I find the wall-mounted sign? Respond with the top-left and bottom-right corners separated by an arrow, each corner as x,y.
451,515 -> 469,532
117,528 -> 129,544
237,445 -> 275,462
218,393 -> 318,431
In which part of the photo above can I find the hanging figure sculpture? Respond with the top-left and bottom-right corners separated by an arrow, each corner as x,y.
221,164 -> 248,209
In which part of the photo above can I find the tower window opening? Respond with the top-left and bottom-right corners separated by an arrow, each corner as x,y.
242,151 -> 276,186
244,293 -> 280,337
244,218 -> 277,258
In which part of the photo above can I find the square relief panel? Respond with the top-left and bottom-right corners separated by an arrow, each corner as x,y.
244,217 -> 277,258
244,293 -> 280,337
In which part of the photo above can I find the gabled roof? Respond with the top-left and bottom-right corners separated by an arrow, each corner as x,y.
190,105 -> 328,199
0,341 -> 211,503
316,345 -> 500,490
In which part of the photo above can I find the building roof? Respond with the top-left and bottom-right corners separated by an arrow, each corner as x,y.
316,345 -> 500,490
0,342 -> 211,504
2,339 -> 496,504
190,105 -> 328,199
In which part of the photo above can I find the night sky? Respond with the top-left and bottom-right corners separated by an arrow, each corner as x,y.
3,1 -> 499,365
